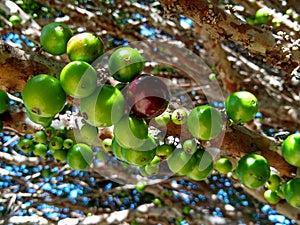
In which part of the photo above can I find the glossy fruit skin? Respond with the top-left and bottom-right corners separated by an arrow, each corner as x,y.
112,138 -> 125,161
125,74 -> 170,119
9,15 -> 22,27
282,133 -> 300,167
80,85 -> 125,127
101,138 -> 112,152
121,135 -> 157,166
215,157 -> 233,174
67,32 -> 104,63
135,181 -> 147,193
67,143 -> 93,171
108,47 -> 145,82
156,143 -> 174,159
53,149 -> 67,161
267,174 -> 281,191
113,115 -> 148,149
26,109 -> 54,127
187,105 -> 223,141
63,139 -> 74,149
187,149 -> 214,181
40,22 -> 73,55
225,91 -> 258,123
183,139 -> 197,155
34,131 -> 47,143
60,61 -> 97,98
49,136 -> 64,151
255,7 -> 272,24
264,189 -> 280,204
17,138 -> 34,153
284,178 -> 300,208
154,113 -> 171,126
80,123 -> 99,144
33,143 -> 48,157
167,148 -> 197,175
171,109 -> 188,125
22,74 -> 66,117
0,90 -> 9,114
235,153 -> 270,189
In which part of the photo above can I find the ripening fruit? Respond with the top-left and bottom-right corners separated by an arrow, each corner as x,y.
60,61 -> 97,98
40,22 -> 73,55
125,74 -> 170,118
108,46 -> 145,82
187,105 -> 223,141
80,85 -> 125,127
22,74 -> 66,117
215,157 -> 233,174
281,133 -> 300,167
67,143 -> 93,171
235,153 -> 270,189
0,90 -> 9,114
67,32 -> 104,63
225,91 -> 258,123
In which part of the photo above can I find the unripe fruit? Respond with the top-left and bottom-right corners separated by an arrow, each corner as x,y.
60,61 -> 97,98
9,15 -> 22,27
171,109 -> 188,125
22,74 -> 66,117
225,91 -> 258,123
67,143 -> 93,171
33,130 -> 47,143
67,32 -> 104,63
187,105 -> 223,141
101,138 -> 113,152
53,149 -> 67,161
17,138 -> 34,153
284,178 -> 300,208
63,138 -> 74,149
154,113 -> 171,126
156,143 -> 174,159
108,46 -> 145,82
33,143 -> 48,157
183,139 -> 197,155
40,22 -> 73,55
215,157 -> 233,174
80,85 -> 125,127
49,136 -> 64,151
167,148 -> 197,175
264,189 -> 280,204
282,133 -> 300,167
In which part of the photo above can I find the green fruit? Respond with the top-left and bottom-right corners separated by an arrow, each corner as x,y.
49,136 -> 64,151
101,138 -> 113,152
22,74 -> 66,117
155,143 -> 174,159
187,105 -> 223,140
33,130 -> 47,143
56,125 -> 67,137
183,139 -> 197,155
40,22 -> 73,55
26,109 -> 54,127
235,153 -> 270,189
255,7 -> 272,24
53,149 -> 67,161
112,138 -> 125,161
225,91 -> 258,123
154,113 -> 171,126
187,149 -> 214,181
0,90 -> 9,114
108,46 -> 145,82
171,109 -> 188,125
121,135 -> 157,166
67,32 -> 104,63
135,181 -> 147,193
264,189 -> 280,204
60,61 -> 97,98
63,138 -> 74,149
67,143 -> 93,170
167,148 -> 197,175
9,15 -> 22,27
80,123 -> 99,144
145,163 -> 159,176
113,115 -> 148,149
284,178 -> 300,208
215,157 -> 233,174
267,174 -> 281,191
282,133 -> 300,167
33,143 -> 48,157
80,85 -> 125,127
45,126 -> 56,139
17,138 -> 34,153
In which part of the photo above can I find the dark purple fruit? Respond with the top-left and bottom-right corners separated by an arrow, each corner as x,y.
125,74 -> 170,118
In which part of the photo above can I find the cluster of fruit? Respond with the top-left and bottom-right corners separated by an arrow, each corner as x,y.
15,22 -> 300,208
17,126 -> 93,171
